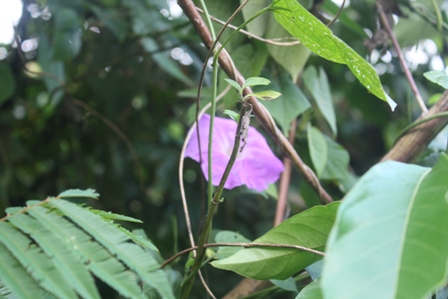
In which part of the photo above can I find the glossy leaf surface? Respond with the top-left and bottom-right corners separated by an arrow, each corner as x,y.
212,202 -> 340,280
273,0 -> 396,110
322,155 -> 448,299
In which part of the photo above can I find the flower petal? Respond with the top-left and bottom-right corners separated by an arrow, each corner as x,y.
185,114 -> 284,191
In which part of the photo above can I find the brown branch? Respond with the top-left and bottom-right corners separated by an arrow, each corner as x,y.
376,1 -> 427,113
178,0 -> 333,204
274,119 -> 297,226
381,90 -> 448,162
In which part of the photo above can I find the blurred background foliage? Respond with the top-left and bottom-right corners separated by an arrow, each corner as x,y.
1,0 -> 447,297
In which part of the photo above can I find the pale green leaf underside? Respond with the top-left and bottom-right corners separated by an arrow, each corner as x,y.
212,203 -> 340,280
296,278 -> 323,299
273,0 -> 396,110
322,155 -> 448,299
303,66 -> 337,136
308,125 -> 327,178
58,188 -> 99,199
424,70 -> 448,89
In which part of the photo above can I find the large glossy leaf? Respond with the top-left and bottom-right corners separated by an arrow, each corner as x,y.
273,0 -> 396,110
303,66 -> 337,136
322,154 -> 448,299
211,202 -> 340,280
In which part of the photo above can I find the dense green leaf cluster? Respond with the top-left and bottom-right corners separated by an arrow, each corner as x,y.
0,189 -> 176,299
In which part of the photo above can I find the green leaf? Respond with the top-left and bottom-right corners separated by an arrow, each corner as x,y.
273,0 -> 397,110
242,77 -> 271,90
296,278 -> 322,299
248,90 -> 282,101
48,200 -> 175,299
90,6 -> 128,42
322,154 -> 448,299
321,1 -> 367,38
58,188 -> 99,199
221,43 -> 269,107
26,206 -> 146,299
90,209 -> 143,223
140,37 -> 193,86
307,126 -> 327,178
0,63 -> 15,104
0,243 -> 45,299
303,66 -> 337,136
0,222 -> 77,299
265,14 -> 311,82
224,78 -> 242,94
38,33 -> 65,106
8,213 -> 101,299
271,277 -> 298,293
424,71 -> 448,89
52,8 -> 82,61
320,136 -> 350,181
211,202 -> 340,280
223,110 -> 240,123
214,231 -> 251,260
261,72 -> 311,135
240,0 -> 270,37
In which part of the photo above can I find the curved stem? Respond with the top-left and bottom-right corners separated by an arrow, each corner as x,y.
162,241 -> 324,269
181,103 -> 251,298
376,1 -> 427,113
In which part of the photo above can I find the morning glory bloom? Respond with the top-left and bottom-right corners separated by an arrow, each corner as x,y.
185,114 -> 284,192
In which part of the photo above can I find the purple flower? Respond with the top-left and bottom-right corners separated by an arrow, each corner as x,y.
185,114 -> 284,192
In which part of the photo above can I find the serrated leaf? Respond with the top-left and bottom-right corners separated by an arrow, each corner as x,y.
26,206 -> 147,299
273,0 -> 396,110
303,66 -> 337,136
0,222 -> 77,299
242,77 -> 271,90
424,71 -> 448,89
58,189 -> 99,199
211,202 -> 340,280
48,200 -> 175,299
322,154 -> 448,299
261,72 -> 311,135
0,243 -> 45,299
249,90 -> 282,101
90,210 -> 143,223
214,231 -> 251,260
224,78 -> 242,94
296,278 -> 322,299
8,213 -> 100,299
307,126 -> 327,178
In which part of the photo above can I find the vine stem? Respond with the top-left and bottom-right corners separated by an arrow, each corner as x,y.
178,0 -> 333,204
162,241 -> 324,269
376,1 -> 428,113
181,103 -> 252,299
